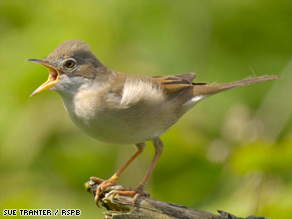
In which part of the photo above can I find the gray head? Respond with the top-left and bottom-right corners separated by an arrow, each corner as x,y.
45,39 -> 103,78
28,40 -> 109,96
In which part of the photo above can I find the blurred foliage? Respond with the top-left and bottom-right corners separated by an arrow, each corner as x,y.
0,0 -> 291,218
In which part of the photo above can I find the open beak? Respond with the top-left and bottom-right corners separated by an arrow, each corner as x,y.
27,59 -> 60,97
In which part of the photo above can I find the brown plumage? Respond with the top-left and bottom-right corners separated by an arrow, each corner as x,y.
28,39 -> 280,206
153,73 -> 279,97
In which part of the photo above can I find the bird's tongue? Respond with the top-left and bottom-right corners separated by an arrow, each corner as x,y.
49,68 -> 58,82
49,74 -> 57,82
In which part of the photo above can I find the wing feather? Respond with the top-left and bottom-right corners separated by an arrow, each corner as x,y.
152,73 -> 207,93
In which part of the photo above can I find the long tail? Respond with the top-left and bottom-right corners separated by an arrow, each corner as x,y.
192,75 -> 280,96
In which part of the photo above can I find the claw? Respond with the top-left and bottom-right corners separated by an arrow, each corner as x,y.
90,176 -> 117,207
90,176 -> 104,184
95,194 -> 100,208
133,192 -> 141,205
108,186 -> 149,205
89,176 -> 149,206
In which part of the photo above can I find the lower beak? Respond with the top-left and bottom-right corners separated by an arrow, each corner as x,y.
27,59 -> 60,97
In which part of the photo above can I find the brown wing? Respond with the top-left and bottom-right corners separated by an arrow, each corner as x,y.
152,73 -> 207,93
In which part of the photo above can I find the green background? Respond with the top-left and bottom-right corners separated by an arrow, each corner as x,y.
1,0 -> 291,218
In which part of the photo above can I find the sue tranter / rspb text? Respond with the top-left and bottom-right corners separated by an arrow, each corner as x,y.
3,209 -> 81,216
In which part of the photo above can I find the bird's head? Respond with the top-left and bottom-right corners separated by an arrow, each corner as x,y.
28,39 -> 105,97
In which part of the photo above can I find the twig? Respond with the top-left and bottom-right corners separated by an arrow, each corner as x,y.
85,180 -> 270,219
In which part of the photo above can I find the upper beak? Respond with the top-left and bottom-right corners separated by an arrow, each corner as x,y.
27,59 -> 60,97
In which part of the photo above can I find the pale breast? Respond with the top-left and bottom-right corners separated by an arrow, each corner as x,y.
61,77 -> 181,144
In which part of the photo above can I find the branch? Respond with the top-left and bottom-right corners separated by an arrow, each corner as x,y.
84,180 -> 270,219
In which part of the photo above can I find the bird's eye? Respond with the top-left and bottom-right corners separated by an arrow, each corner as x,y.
65,59 -> 75,68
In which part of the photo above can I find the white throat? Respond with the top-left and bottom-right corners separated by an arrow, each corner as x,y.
53,74 -> 92,99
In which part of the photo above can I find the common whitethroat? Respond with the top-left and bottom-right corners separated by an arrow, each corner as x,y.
28,39 -> 280,205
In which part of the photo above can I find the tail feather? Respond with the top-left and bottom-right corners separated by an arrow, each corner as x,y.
192,75 -> 280,97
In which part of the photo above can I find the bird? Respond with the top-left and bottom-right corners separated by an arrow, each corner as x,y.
28,39 -> 280,205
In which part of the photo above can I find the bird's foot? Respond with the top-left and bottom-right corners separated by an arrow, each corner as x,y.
108,184 -> 149,205
90,176 -> 116,207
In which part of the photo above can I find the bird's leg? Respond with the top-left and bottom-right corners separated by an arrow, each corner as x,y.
90,142 -> 145,206
110,137 -> 164,204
